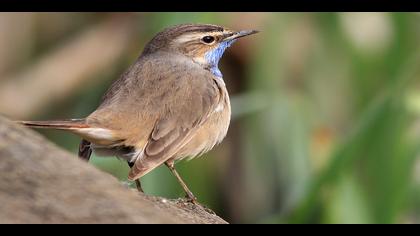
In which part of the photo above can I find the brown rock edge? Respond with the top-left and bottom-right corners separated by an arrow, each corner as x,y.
0,116 -> 227,224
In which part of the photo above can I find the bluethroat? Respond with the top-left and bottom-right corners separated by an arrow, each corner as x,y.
18,23 -> 258,203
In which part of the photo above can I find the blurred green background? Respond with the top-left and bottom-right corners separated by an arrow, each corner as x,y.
0,12 -> 419,224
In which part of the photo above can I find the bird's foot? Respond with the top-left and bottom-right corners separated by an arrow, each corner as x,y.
185,194 -> 198,204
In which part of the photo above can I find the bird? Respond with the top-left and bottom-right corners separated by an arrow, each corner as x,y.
18,23 -> 258,203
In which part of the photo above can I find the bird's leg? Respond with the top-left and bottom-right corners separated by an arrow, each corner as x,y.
165,160 -> 197,203
127,162 -> 144,193
78,139 -> 92,161
134,179 -> 143,192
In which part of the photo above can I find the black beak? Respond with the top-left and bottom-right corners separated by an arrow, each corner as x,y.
223,30 -> 259,41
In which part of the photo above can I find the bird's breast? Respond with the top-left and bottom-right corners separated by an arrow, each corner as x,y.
176,82 -> 231,160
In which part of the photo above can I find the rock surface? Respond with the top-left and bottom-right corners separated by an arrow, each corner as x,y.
0,116 -> 227,224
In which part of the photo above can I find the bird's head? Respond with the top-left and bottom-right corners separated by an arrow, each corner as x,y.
143,24 -> 258,77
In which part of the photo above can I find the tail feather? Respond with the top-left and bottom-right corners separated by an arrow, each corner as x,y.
17,119 -> 119,146
17,119 -> 89,129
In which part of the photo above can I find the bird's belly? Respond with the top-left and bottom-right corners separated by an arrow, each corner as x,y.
175,100 -> 231,160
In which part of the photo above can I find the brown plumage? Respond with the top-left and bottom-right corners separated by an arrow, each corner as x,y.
19,23 -> 258,202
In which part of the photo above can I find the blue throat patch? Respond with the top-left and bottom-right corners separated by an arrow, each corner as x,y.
205,39 -> 236,78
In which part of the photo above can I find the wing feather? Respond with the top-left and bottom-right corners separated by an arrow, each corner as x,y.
85,52 -> 221,180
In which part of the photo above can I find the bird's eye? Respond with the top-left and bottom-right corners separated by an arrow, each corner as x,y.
201,36 -> 215,44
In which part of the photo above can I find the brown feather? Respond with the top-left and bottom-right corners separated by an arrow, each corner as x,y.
17,119 -> 120,146
17,119 -> 89,129
84,50 -> 222,180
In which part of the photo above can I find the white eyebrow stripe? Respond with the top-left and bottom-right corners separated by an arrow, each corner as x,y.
174,32 -> 223,44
